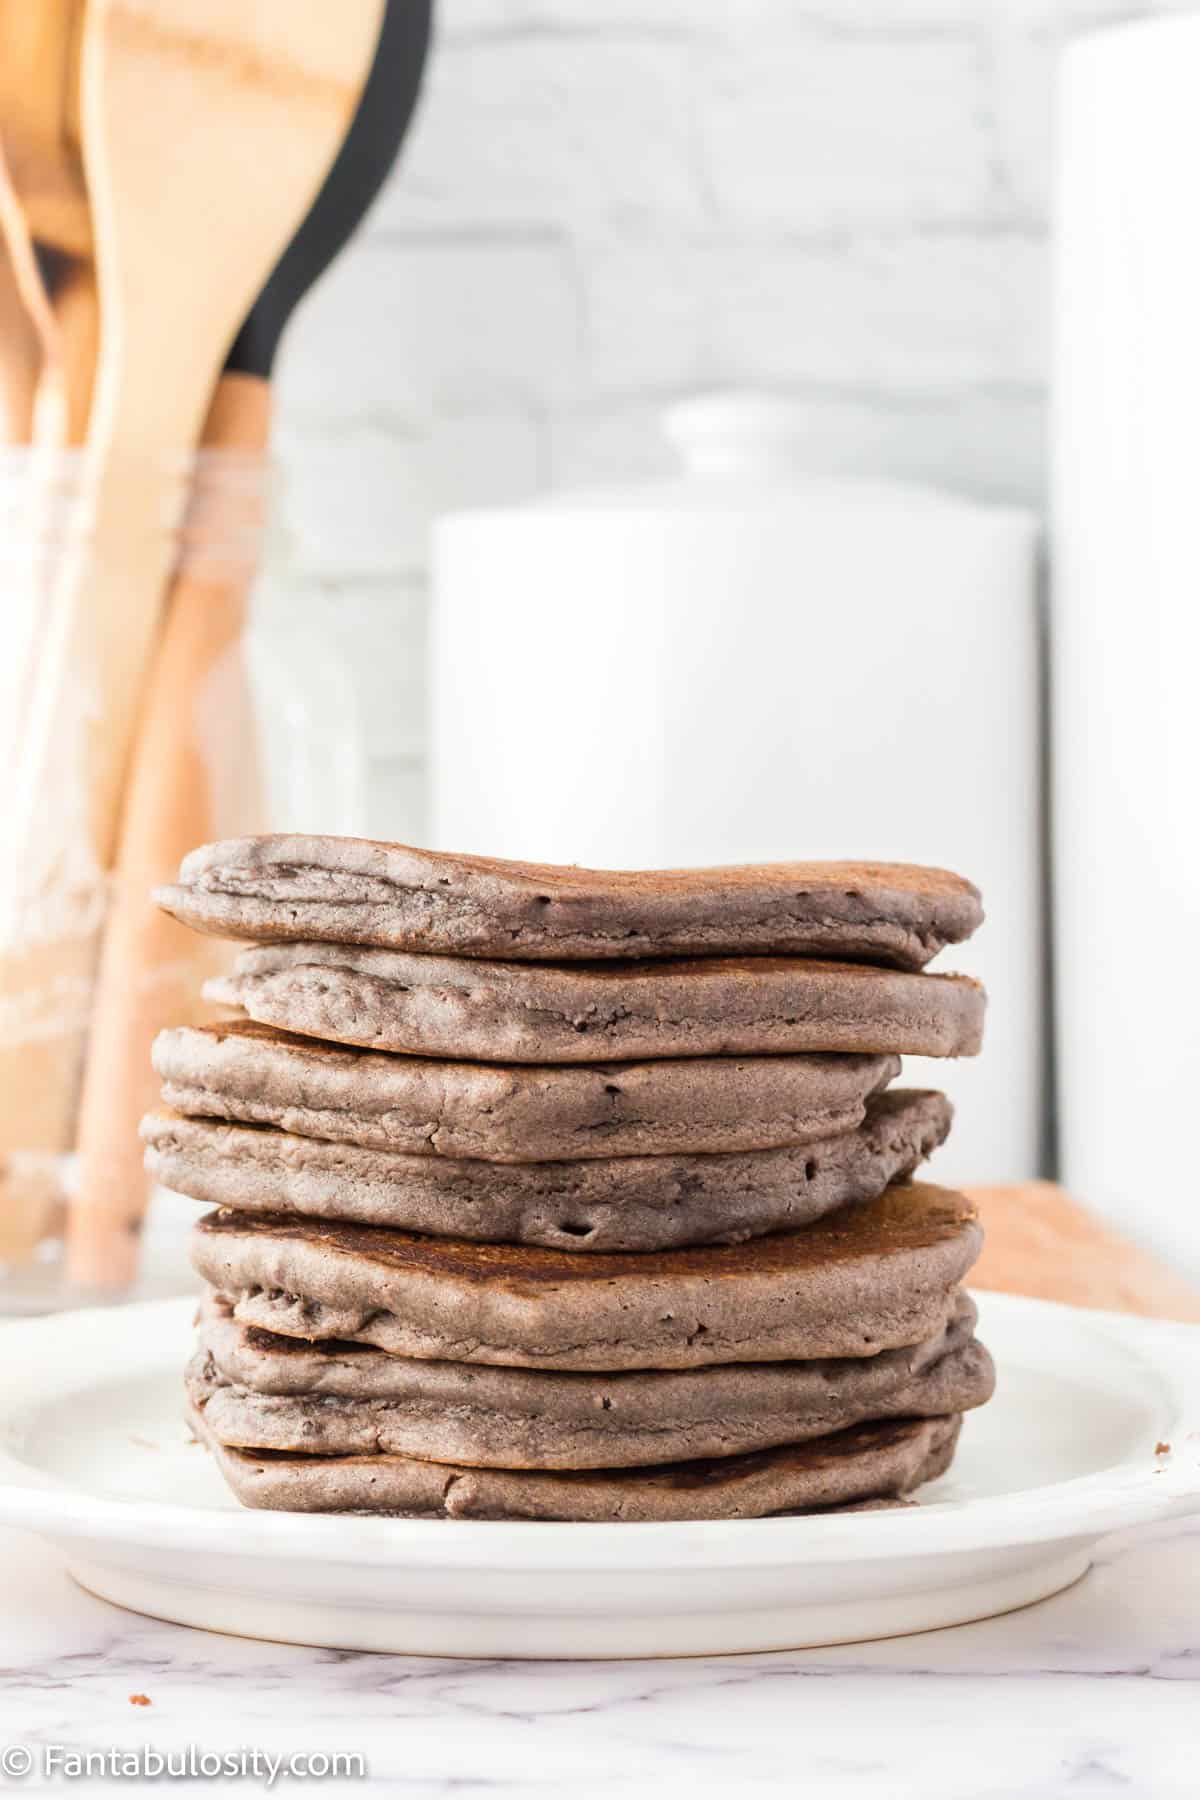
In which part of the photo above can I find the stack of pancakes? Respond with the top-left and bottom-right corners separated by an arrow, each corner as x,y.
146,835 -> 996,1522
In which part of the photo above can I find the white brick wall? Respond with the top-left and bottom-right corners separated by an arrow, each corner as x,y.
271,0 -> 1166,839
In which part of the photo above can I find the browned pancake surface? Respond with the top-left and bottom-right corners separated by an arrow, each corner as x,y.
190,1182 -> 983,1371
193,1180 -> 978,1288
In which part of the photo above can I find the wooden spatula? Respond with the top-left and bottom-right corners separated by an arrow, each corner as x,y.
68,0 -> 433,1288
0,0 -> 386,1172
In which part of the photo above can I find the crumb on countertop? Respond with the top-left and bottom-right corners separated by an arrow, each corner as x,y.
129,1694 -> 151,1707
1156,1442 -> 1172,1456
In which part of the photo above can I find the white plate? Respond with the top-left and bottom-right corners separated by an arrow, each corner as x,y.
0,1291 -> 1197,1658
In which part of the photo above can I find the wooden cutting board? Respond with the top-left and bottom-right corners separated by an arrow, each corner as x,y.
967,1180 -> 1200,1323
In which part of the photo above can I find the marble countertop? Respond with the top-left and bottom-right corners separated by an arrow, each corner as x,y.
0,1518 -> 1196,1797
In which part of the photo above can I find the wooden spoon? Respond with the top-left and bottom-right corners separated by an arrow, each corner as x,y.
0,0 -> 95,797
0,0 -> 96,446
0,146 -> 60,434
0,237 -> 40,443
0,0 -> 386,1173
34,0 -> 100,450
68,0 -> 433,1288
0,135 -> 87,727
0,217 -> 64,1264
0,2 -> 93,1265
0,0 -> 89,258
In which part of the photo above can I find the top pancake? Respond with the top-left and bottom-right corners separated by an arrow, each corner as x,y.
206,945 -> 985,1063
155,835 -> 982,970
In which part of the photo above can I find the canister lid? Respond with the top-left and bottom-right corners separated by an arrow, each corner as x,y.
439,392 -> 1035,529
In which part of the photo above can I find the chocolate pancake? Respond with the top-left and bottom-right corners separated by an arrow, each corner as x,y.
187,1402 -> 963,1519
153,1021 -> 900,1162
206,945 -> 985,1063
156,835 -> 982,970
143,1088 -> 952,1252
188,1289 -> 993,1470
189,1182 -> 983,1371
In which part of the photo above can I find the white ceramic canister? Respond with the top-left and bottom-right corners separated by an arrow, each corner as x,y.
432,396 -> 1042,1183
1053,21 -> 1200,1274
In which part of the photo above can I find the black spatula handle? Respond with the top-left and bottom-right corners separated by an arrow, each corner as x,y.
225,0 -> 433,379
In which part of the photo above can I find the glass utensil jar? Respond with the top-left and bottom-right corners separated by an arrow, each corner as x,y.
0,447 -> 366,1312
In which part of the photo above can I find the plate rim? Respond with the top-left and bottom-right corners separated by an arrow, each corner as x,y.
0,1289 -> 1197,1570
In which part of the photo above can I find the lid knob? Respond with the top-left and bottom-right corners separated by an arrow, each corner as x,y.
661,391 -> 813,478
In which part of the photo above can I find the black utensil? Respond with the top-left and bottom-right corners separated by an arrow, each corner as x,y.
226,0 -> 433,379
